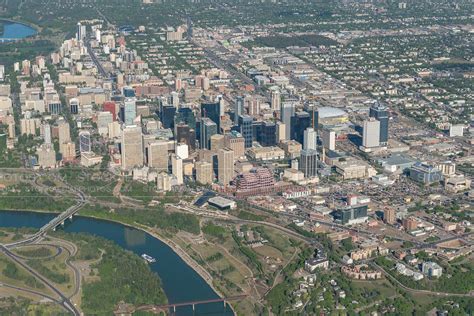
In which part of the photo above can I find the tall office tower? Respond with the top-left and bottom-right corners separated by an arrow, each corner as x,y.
218,148 -> 234,186
201,102 -> 221,132
276,121 -> 286,142
334,205 -> 368,225
238,115 -> 253,148
247,98 -> 260,116
76,22 -> 86,41
70,98 -> 79,114
402,217 -> 418,231
176,124 -> 196,151
321,128 -> 336,151
203,76 -> 212,91
103,101 -> 117,120
160,105 -> 176,129
200,118 -> 218,149
37,144 -> 56,168
175,107 -> 196,129
146,141 -> 169,171
291,159 -> 299,170
60,141 -> 76,161
224,132 -> 245,159
291,111 -> 311,144
171,91 -> 179,107
176,143 -> 189,160
271,90 -> 281,111
123,98 -> 137,126
123,86 -> 135,98
304,103 -> 319,130
57,120 -> 71,144
218,96 -> 225,116
43,123 -> 52,144
171,154 -> 183,185
234,96 -> 244,125
210,134 -> 225,150
383,208 -> 396,225
79,131 -> 91,153
97,111 -> 113,136
299,149 -> 318,178
280,102 -> 295,140
175,78 -> 182,91
195,161 -> 213,185
369,104 -> 389,145
303,127 -> 317,151
253,121 -> 277,147
121,126 -> 144,170
362,118 -> 381,148
95,28 -> 101,41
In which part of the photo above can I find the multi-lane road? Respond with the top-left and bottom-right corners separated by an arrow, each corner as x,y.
0,244 -> 80,315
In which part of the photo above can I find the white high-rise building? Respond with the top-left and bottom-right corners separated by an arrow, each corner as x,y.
171,154 -> 183,185
77,22 -> 86,41
171,91 -> 179,107
95,29 -> 101,42
362,118 -> 380,148
303,127 -> 317,151
176,143 -> 189,159
321,128 -> 336,151
0,65 -> 4,81
43,123 -> 52,144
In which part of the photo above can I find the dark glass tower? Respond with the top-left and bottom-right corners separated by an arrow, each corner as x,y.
176,123 -> 196,151
290,111 -> 311,144
201,102 -> 221,132
253,121 -> 276,147
160,105 -> 176,129
238,115 -> 253,148
175,107 -> 196,129
200,118 -> 217,149
369,105 -> 389,145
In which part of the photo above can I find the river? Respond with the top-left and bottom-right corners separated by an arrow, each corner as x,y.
0,210 -> 234,316
0,20 -> 37,41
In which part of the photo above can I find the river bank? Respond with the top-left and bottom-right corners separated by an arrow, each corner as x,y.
0,207 -> 235,315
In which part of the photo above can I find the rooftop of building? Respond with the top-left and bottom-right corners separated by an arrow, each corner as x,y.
318,106 -> 347,118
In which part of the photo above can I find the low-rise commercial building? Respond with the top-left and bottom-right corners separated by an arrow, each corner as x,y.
247,146 -> 285,161
334,158 -> 376,180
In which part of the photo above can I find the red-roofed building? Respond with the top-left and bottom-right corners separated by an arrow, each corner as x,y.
103,101 -> 117,121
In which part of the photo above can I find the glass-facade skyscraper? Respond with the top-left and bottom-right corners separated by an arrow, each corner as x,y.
201,102 -> 221,132
123,97 -> 137,126
291,111 -> 311,144
238,115 -> 253,148
234,96 -> 244,125
200,117 -> 218,149
369,104 -> 389,145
